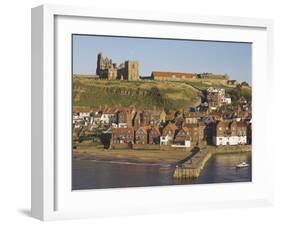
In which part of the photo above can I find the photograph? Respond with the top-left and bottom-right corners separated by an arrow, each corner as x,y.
72,34 -> 252,190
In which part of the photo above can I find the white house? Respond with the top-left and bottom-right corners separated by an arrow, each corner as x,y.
118,123 -> 128,128
213,135 -> 247,146
171,140 -> 191,148
160,123 -> 177,145
172,127 -> 191,148
100,108 -> 117,124
222,97 -> 231,104
213,121 -> 247,146
79,111 -> 91,118
160,135 -> 170,145
100,113 -> 117,124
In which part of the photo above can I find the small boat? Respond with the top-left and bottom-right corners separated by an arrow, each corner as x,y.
236,162 -> 249,168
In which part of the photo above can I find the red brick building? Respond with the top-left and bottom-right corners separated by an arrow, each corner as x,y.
111,127 -> 134,144
135,126 -> 150,144
148,127 -> 161,144
117,107 -> 136,127
174,127 -> 191,145
160,123 -> 178,145
151,71 -> 197,81
184,122 -> 206,145
212,120 -> 247,145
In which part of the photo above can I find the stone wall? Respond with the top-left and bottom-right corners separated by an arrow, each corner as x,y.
212,144 -> 251,154
111,143 -> 131,149
132,144 -> 160,150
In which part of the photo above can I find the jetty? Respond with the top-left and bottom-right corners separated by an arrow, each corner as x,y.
173,147 -> 212,179
173,145 -> 251,179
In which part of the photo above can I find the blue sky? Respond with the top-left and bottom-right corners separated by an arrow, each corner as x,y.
72,35 -> 252,84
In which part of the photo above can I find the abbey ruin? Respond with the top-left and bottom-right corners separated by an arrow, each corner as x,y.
96,53 -> 139,80
95,53 -> 231,84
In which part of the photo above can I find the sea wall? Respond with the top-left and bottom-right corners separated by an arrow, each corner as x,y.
111,143 -> 191,151
212,145 -> 251,154
111,143 -> 131,149
173,145 -> 251,179
132,144 -> 160,150
173,149 -> 212,179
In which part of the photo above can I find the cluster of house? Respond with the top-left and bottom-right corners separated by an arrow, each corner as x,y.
73,102 -> 251,148
73,106 -> 166,130
113,122 -> 205,148
206,87 -> 232,111
73,84 -> 251,148
111,113 -> 251,148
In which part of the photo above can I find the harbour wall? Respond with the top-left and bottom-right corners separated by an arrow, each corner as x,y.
173,145 -> 251,179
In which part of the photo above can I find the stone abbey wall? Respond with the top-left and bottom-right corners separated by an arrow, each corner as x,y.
96,53 -> 139,80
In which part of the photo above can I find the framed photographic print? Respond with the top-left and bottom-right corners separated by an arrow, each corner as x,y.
31,4 -> 274,221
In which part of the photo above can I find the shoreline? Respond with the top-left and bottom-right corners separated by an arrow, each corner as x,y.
73,144 -> 252,166
73,158 -> 173,167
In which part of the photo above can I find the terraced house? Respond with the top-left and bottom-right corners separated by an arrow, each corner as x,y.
148,127 -> 161,144
206,87 -> 225,111
183,122 -> 206,145
100,108 -> 118,124
135,126 -> 150,144
183,112 -> 207,124
117,107 -> 136,127
212,120 -> 247,146
111,127 -> 134,145
160,123 -> 178,145
174,127 -> 191,147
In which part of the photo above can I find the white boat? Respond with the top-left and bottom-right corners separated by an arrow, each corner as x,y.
236,162 -> 249,168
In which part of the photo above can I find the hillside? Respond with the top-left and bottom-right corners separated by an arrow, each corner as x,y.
181,79 -> 252,104
73,77 -> 201,114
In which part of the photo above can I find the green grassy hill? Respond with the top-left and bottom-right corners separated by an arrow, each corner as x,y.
181,79 -> 252,105
73,77 -> 201,114
73,77 -> 252,113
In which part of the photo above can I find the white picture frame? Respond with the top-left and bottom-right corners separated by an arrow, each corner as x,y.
31,4 -> 274,221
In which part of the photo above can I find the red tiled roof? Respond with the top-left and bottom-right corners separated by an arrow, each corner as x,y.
112,127 -> 134,133
102,107 -> 118,114
236,121 -> 247,127
185,123 -> 199,128
215,120 -> 229,128
136,126 -> 151,134
181,127 -> 190,133
164,123 -> 177,131
73,107 -> 95,113
184,112 -> 207,118
166,115 -> 174,120
175,127 -> 191,140
149,126 -> 161,135
152,71 -> 196,78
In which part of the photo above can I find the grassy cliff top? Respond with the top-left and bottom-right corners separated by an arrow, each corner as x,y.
73,77 -> 201,114
73,77 -> 252,113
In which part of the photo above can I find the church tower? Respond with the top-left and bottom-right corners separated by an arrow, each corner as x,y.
96,52 -> 103,75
